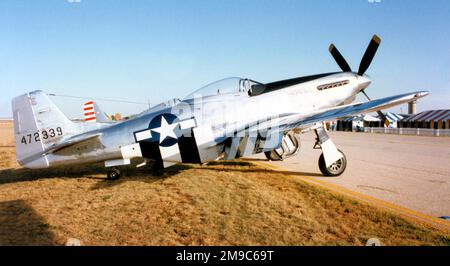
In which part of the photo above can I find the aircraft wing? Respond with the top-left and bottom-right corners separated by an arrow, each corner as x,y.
278,91 -> 428,131
219,91 -> 427,160
227,91 -> 428,138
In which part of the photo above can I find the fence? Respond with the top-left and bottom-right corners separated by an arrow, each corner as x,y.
364,127 -> 450,137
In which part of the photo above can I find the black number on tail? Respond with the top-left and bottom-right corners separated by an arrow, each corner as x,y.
42,130 -> 48,139
34,132 -> 40,142
20,127 -> 63,145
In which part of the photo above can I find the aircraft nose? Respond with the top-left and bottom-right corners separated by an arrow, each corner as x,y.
358,75 -> 372,91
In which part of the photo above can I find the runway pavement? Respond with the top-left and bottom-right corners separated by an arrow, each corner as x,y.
251,131 -> 450,220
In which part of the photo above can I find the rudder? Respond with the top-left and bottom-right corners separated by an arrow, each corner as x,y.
12,90 -> 77,168
83,101 -> 111,123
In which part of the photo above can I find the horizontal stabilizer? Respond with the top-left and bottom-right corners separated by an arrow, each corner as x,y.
43,132 -> 102,155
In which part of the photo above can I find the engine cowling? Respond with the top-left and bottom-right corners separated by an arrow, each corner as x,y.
264,130 -> 301,161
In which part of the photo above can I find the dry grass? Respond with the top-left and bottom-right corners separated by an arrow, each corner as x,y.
0,122 -> 14,147
0,146 -> 449,246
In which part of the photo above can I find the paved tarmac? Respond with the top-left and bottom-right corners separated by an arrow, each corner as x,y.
251,131 -> 450,218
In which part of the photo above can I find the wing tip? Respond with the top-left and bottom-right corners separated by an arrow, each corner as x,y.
415,91 -> 429,98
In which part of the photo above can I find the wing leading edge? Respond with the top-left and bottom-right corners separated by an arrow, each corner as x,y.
279,91 -> 429,131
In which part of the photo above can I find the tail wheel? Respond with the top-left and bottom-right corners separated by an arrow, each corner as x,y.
106,167 -> 121,180
318,149 -> 347,177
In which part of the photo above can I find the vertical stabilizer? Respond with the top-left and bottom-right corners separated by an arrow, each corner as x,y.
84,101 -> 111,123
12,90 -> 77,168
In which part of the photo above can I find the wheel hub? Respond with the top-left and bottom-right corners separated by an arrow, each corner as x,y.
328,159 -> 343,172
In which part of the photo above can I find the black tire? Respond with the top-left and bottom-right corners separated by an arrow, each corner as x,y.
106,168 -> 121,180
318,149 -> 347,177
264,150 -> 283,161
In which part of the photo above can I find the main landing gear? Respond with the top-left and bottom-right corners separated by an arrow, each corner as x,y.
264,130 -> 301,161
318,149 -> 347,176
314,127 -> 347,177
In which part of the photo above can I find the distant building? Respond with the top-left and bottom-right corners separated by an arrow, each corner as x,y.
383,112 -> 405,128
337,112 -> 408,131
337,114 -> 380,131
111,113 -> 122,121
408,101 -> 417,115
400,109 -> 450,129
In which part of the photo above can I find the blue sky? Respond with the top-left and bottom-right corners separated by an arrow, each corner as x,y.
1,0 -> 449,118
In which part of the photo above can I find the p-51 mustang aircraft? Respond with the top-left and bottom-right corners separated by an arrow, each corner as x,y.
12,35 -> 428,179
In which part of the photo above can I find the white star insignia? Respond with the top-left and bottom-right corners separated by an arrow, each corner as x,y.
151,116 -> 179,144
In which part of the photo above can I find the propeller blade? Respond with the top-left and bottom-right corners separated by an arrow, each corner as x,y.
358,35 -> 381,75
361,89 -> 390,127
328,43 -> 352,72
377,110 -> 390,127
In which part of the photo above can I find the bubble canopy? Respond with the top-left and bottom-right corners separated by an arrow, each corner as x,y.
184,77 -> 262,100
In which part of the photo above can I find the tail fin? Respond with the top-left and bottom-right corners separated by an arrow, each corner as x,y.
12,90 -> 77,168
83,101 -> 110,123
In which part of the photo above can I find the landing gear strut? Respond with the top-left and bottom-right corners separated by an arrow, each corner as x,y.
314,127 -> 347,177
106,167 -> 121,180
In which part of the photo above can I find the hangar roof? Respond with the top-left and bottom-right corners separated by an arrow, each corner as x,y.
385,112 -> 404,122
403,109 -> 450,122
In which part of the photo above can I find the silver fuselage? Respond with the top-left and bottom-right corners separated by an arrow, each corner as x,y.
45,72 -> 369,167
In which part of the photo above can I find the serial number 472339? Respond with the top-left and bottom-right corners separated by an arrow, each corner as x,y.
20,127 -> 63,145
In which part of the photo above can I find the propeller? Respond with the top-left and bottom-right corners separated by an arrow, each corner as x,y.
329,34 -> 389,127
361,90 -> 390,127
328,44 -> 352,72
358,34 -> 381,76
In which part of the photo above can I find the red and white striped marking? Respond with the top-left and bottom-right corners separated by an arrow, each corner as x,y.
84,101 -> 96,122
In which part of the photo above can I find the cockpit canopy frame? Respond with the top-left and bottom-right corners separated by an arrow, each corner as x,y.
183,77 -> 263,100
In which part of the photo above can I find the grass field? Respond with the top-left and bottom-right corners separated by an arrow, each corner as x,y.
1,142 -> 449,245
0,121 -> 14,147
